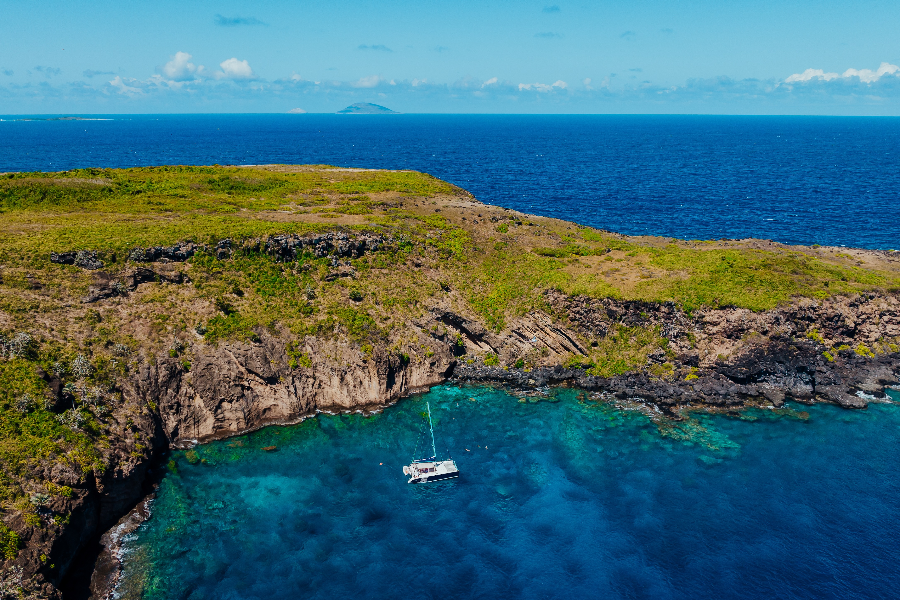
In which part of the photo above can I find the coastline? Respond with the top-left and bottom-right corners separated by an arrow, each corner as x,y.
0,165 -> 898,598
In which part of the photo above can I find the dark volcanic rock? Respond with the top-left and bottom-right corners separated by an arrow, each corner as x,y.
50,250 -> 104,270
128,242 -> 202,263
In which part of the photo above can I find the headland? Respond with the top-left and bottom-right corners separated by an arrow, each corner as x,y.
0,165 -> 898,597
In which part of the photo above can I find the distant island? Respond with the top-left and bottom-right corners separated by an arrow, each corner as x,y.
336,103 -> 399,114
9,116 -> 111,121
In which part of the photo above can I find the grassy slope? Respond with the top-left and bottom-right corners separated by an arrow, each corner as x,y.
0,165 -> 898,550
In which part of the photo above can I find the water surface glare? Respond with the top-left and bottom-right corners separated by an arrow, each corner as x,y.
119,386 -> 900,599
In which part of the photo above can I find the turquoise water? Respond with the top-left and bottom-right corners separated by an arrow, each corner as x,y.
118,385 -> 900,599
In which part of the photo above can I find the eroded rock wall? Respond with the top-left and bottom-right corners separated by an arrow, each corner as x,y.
126,332 -> 455,445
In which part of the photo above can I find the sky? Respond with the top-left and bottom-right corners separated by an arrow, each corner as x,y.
1,0 -> 899,114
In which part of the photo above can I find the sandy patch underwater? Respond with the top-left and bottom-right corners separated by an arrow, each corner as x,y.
116,385 -> 900,600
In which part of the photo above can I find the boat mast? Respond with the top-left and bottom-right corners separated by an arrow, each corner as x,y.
427,402 -> 437,459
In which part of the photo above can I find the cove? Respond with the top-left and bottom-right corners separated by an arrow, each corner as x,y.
117,385 -> 900,600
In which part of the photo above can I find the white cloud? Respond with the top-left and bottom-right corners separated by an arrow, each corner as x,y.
518,80 -> 567,92
583,78 -> 592,90
161,52 -> 203,81
786,62 -> 900,84
352,75 -> 381,88
785,68 -> 840,83
109,76 -> 142,96
482,77 -> 498,87
219,58 -> 255,79
842,62 -> 899,83
288,107 -> 306,113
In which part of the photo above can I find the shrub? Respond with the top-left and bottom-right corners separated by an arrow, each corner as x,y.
29,493 -> 50,507
214,297 -> 235,315
0,332 -> 34,359
51,361 -> 67,378
805,328 -> 824,344
168,338 -> 185,357
0,524 -> 20,559
483,353 -> 499,367
855,344 -> 875,358
15,394 -> 34,414
71,354 -> 93,379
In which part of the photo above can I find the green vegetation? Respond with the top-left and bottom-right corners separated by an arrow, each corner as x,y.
286,341 -> 312,369
0,334 -> 107,541
3,166 -> 896,347
855,344 -> 876,358
3,165 -> 896,358
635,247 -> 886,312
806,328 -> 825,344
564,325 -> 670,378
0,522 -> 20,559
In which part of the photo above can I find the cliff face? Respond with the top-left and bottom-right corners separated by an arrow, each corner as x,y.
129,335 -> 454,445
123,291 -> 900,447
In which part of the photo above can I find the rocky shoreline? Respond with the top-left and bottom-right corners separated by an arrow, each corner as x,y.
75,290 -> 900,599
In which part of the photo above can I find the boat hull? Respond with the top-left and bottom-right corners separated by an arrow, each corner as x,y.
410,471 -> 459,484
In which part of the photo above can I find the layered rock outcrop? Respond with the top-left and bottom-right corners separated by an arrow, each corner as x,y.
113,290 -> 900,448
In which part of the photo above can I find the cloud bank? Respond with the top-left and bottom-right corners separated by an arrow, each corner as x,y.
4,52 -> 900,115
155,51 -> 255,82
786,62 -> 900,84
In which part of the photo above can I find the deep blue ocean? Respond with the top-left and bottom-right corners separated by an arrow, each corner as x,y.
1,114 -> 899,249
118,386 -> 900,600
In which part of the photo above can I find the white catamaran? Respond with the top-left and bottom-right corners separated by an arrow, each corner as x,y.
402,402 -> 460,484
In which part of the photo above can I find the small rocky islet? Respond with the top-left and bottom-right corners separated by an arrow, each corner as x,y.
0,165 -> 898,598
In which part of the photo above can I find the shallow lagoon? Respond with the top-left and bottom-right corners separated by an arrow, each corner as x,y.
119,385 -> 900,599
